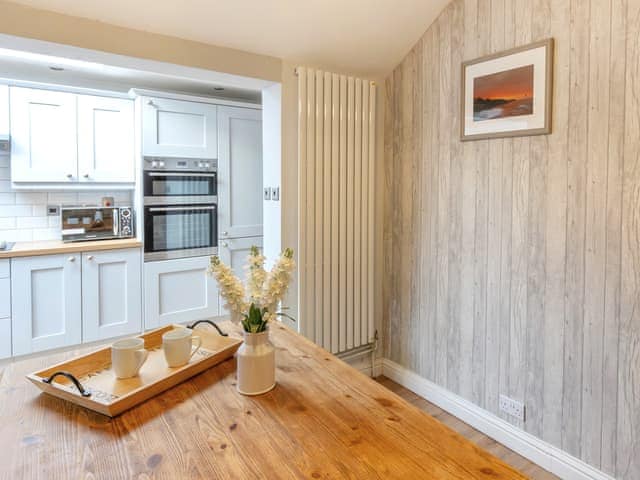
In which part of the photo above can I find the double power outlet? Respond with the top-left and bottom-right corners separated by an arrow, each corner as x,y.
263,187 -> 280,201
499,394 -> 525,421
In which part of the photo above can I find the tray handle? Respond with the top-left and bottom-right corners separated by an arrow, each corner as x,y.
187,319 -> 229,337
42,371 -> 91,397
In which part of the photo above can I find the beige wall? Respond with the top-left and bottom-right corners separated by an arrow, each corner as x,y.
0,0 -> 281,81
383,0 -> 640,478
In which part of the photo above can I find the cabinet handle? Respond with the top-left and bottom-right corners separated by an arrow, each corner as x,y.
66,174 -> 73,179
222,231 -> 228,236
147,100 -> 156,107
83,174 -> 89,179
221,241 -> 228,247
87,255 -> 94,261
68,256 -> 76,262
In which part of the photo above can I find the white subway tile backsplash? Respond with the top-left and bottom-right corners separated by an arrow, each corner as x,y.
15,192 -> 47,204
0,161 -> 134,241
0,205 -> 32,217
47,192 -> 78,204
16,216 -> 48,229
31,205 -> 46,216
32,228 -> 59,241
0,218 -> 16,229
0,229 -> 33,242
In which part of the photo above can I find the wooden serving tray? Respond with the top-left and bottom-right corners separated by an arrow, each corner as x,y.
26,322 -> 242,417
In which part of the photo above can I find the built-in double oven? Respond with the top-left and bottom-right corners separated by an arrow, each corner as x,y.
143,157 -> 218,261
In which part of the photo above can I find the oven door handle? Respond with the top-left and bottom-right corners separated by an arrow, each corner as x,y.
148,206 -> 216,212
146,172 -> 216,177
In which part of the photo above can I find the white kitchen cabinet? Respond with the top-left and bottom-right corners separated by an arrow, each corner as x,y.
218,106 -> 263,239
82,248 -> 142,342
144,256 -> 219,329
142,96 -> 217,159
0,259 -> 10,359
0,84 -> 9,153
77,95 -> 135,183
218,236 -> 263,315
11,253 -> 82,356
10,87 -> 78,182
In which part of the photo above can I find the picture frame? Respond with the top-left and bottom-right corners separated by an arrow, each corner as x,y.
460,38 -> 554,141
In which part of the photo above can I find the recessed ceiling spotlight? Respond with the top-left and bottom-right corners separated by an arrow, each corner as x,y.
214,87 -> 225,91
49,66 -> 65,72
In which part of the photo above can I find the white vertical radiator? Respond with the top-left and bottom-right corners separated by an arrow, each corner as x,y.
297,67 -> 376,355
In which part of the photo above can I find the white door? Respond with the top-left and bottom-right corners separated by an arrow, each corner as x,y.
10,87 -> 78,182
218,106 -> 263,239
218,236 -> 263,315
77,96 -> 135,183
11,254 -> 82,355
142,97 -> 217,159
144,256 -> 219,329
82,248 -> 142,342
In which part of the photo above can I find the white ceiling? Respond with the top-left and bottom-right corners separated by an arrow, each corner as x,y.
9,0 -> 449,77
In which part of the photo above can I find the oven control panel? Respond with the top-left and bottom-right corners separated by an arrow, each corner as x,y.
144,157 -> 217,172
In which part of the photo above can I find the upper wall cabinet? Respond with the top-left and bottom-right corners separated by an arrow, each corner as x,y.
0,85 -> 9,153
10,87 -> 78,182
142,96 -> 217,159
77,95 -> 134,183
10,87 -> 135,186
217,106 -> 263,238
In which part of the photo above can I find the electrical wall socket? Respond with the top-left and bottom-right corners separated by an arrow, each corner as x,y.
263,187 -> 271,200
271,187 -> 280,201
499,394 -> 525,421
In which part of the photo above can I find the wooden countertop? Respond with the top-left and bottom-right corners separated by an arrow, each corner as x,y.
0,238 -> 142,259
0,321 -> 526,479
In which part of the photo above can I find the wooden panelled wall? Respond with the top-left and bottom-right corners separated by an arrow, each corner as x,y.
382,0 -> 640,478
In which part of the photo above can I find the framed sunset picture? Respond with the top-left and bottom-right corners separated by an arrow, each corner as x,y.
461,38 -> 554,141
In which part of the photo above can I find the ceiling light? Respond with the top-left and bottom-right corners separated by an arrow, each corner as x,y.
214,87 -> 225,91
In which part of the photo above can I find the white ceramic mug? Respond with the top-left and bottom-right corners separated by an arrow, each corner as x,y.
162,329 -> 202,367
111,338 -> 148,379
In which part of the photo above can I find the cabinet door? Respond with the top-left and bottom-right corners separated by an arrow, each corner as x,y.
11,254 -> 81,355
144,256 -> 219,329
0,84 -> 8,144
0,259 -> 10,359
142,97 -> 217,159
78,96 -> 135,183
218,106 -> 263,239
10,87 -> 78,182
218,236 -> 263,315
82,248 -> 142,342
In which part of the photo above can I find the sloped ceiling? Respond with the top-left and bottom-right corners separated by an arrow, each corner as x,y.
7,0 -> 449,76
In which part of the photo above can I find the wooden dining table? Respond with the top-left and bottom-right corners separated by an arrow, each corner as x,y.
0,320 -> 527,479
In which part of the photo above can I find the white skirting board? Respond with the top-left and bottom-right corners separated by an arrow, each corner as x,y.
381,359 -> 615,480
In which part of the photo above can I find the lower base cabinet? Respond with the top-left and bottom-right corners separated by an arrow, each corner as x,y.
10,248 -> 143,356
144,256 -> 219,329
218,236 -> 263,315
0,260 -> 11,359
11,253 -> 82,356
82,248 -> 142,342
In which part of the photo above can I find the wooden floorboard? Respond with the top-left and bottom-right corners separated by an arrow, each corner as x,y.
375,376 -> 559,480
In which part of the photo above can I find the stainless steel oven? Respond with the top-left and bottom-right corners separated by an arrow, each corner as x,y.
143,157 -> 217,206
143,157 -> 218,261
144,204 -> 217,261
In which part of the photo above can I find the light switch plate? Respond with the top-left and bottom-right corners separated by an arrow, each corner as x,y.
47,205 -> 60,216
271,187 -> 280,201
263,187 -> 271,200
